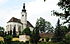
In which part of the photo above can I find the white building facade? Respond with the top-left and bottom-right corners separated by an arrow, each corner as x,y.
6,3 -> 34,35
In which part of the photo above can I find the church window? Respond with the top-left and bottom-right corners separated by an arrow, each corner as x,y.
6,25 -> 9,31
18,26 -> 21,31
22,15 -> 24,16
10,25 -> 12,30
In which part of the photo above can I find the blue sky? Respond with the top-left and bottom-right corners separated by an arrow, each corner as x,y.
0,0 -> 61,29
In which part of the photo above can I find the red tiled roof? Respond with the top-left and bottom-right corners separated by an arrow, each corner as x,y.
39,33 -> 54,38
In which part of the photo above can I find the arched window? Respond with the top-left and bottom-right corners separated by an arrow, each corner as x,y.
18,26 -> 21,31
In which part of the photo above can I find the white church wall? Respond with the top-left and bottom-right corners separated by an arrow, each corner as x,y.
6,22 -> 22,32
29,27 -> 33,31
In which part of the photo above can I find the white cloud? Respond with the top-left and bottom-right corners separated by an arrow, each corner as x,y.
0,0 -> 8,4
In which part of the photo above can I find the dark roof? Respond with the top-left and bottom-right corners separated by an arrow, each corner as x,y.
7,17 -> 34,28
27,21 -> 34,28
7,17 -> 23,24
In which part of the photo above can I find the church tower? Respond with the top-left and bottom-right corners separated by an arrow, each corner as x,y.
21,3 -> 27,30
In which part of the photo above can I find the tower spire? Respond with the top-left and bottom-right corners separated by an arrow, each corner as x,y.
21,3 -> 27,30
22,3 -> 26,12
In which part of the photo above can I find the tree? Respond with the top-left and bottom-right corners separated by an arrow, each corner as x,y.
0,26 -> 4,31
51,0 -> 70,42
10,30 -> 12,35
13,26 -> 16,37
58,0 -> 70,10
30,27 -> 40,44
64,33 -> 70,44
4,35 -> 13,41
67,24 -> 70,32
35,17 -> 54,33
30,17 -> 53,44
0,31 -> 4,37
22,27 -> 31,35
0,26 -> 4,37
52,0 -> 70,25
19,30 -> 21,35
52,19 -> 65,42
60,26 -> 68,34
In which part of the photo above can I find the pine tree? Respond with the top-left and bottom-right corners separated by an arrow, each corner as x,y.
13,26 -> 16,37
10,30 -> 12,35
53,19 -> 64,42
22,27 -> 31,35
8,31 -> 10,35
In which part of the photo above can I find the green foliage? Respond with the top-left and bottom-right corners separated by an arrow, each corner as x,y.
67,24 -> 70,32
35,17 -> 46,33
38,42 -> 47,44
60,26 -> 68,34
0,31 -> 4,37
30,17 -> 54,44
19,30 -> 21,35
64,33 -> 70,44
0,41 -> 4,44
35,17 -> 54,33
4,41 -> 20,44
30,25 -> 40,44
47,42 -> 65,44
58,0 -> 70,10
13,27 -> 16,37
45,37 -> 49,42
52,19 -> 65,42
0,26 -> 4,31
10,30 -> 12,35
0,26 -> 4,37
52,0 -> 70,25
10,41 -> 19,44
22,27 -> 31,35
4,35 -> 13,41
37,42 -> 65,44
0,41 -> 66,44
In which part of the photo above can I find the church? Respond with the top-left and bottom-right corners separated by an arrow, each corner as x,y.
6,3 -> 34,35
